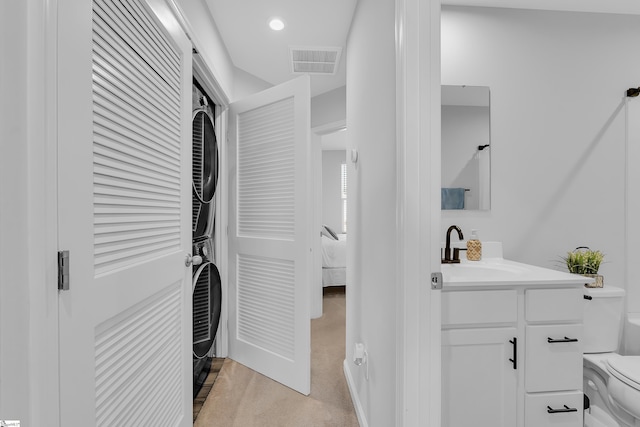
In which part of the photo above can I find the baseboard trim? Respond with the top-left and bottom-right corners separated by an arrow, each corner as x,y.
343,359 -> 368,427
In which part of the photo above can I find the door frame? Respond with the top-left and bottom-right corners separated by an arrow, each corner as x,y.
11,1 -> 62,425
0,0 -> 61,425
310,119 -> 347,319
171,0 -> 231,358
395,0 -> 441,426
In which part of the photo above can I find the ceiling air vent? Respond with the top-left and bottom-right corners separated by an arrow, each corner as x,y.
290,46 -> 342,75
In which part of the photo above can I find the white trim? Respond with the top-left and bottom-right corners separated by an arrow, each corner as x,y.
395,0 -> 441,426
343,359 -> 369,427
312,119 -> 347,136
32,0 -> 61,425
166,0 -> 230,107
27,0 -> 61,425
193,54 -> 230,108
214,107 -> 229,357
309,120 -> 346,319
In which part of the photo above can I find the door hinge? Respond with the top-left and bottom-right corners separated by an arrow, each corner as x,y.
431,272 -> 443,290
58,250 -> 70,291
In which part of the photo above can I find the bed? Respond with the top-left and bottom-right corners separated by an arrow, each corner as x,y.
321,225 -> 346,286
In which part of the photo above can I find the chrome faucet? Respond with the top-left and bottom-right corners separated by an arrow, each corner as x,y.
442,225 -> 464,263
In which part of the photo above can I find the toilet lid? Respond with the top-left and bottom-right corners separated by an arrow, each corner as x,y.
607,356 -> 640,391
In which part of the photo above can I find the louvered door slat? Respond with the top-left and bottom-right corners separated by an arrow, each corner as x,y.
93,126 -> 180,173
95,220 -> 178,234
95,285 -> 182,426
94,214 -> 180,225
111,0 -> 180,86
93,169 -> 179,194
93,101 -> 180,157
237,254 -> 295,359
94,142 -> 180,180
92,12 -> 180,108
93,71 -> 180,137
94,182 -> 179,204
92,0 -> 182,277
237,97 -> 295,239
92,27 -> 180,116
94,0 -> 180,89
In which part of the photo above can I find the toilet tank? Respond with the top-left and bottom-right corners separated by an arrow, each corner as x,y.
583,286 -> 626,353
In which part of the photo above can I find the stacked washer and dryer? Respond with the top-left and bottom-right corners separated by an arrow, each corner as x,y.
191,80 -> 222,397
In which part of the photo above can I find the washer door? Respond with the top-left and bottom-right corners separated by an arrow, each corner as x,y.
192,262 -> 222,358
192,109 -> 219,239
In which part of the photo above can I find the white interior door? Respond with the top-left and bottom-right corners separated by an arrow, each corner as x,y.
228,76 -> 312,395
57,0 -> 192,425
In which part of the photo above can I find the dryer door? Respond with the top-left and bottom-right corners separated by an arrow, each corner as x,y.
192,261 -> 222,358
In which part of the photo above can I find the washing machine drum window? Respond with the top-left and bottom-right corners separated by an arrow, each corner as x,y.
607,356 -> 640,391
192,200 -> 212,238
192,110 -> 219,204
192,262 -> 222,359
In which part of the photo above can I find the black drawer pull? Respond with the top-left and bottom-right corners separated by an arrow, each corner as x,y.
547,405 -> 578,414
547,336 -> 578,343
508,337 -> 517,370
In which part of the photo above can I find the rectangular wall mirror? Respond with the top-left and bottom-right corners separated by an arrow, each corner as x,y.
441,85 -> 491,211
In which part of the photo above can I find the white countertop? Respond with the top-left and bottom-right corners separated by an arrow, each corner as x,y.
441,257 -> 593,288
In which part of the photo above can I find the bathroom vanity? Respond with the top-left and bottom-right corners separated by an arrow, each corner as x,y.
441,251 -> 589,427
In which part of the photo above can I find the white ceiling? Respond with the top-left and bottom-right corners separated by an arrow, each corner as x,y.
205,0 -> 358,97
204,0 -> 640,99
442,0 -> 640,15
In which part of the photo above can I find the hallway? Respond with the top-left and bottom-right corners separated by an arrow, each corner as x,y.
194,288 -> 358,426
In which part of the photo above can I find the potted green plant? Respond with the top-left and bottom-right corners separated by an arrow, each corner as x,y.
562,247 -> 605,288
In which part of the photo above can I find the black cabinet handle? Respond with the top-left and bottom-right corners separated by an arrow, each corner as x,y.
547,405 -> 578,414
508,337 -> 517,369
584,295 -> 593,300
547,336 -> 578,343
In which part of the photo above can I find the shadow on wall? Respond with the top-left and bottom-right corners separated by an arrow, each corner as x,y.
518,99 -> 626,249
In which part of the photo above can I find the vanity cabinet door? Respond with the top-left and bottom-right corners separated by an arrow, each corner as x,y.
525,391 -> 583,427
525,324 -> 583,392
442,327 -> 518,427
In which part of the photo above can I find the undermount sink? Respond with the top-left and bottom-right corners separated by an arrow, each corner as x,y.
442,261 -> 531,282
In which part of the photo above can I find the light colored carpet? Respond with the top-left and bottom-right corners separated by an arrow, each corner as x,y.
194,289 -> 359,427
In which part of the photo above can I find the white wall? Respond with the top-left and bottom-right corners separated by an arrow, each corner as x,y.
322,150 -> 346,232
232,66 -> 273,100
0,1 -> 30,421
311,86 -> 347,128
441,7 -> 640,298
346,0 -> 397,424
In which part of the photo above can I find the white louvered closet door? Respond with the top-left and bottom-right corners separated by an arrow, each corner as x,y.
57,0 -> 192,426
228,76 -> 312,395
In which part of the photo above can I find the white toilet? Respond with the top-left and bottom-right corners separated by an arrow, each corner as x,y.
583,286 -> 640,427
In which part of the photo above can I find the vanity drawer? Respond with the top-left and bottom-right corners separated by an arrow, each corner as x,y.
525,324 -> 583,392
526,288 -> 583,322
442,290 -> 517,326
525,391 -> 583,427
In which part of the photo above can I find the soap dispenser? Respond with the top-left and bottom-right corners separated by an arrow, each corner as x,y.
467,229 -> 482,261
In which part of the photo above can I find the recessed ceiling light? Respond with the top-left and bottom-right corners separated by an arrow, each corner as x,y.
269,18 -> 285,31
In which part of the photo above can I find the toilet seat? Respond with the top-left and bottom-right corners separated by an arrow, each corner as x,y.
604,356 -> 640,422
607,356 -> 640,391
